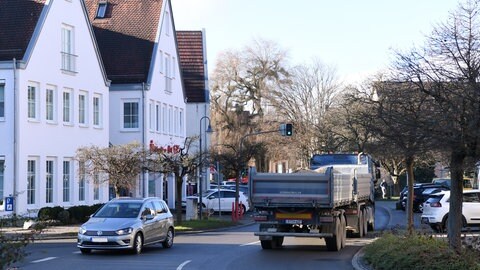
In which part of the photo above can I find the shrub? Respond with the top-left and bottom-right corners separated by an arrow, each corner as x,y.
57,210 -> 70,225
363,233 -> 480,270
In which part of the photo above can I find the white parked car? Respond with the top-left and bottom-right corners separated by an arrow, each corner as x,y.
187,189 -> 250,213
421,189 -> 480,233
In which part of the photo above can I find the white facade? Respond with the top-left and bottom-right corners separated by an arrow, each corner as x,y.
0,0 -> 110,215
108,1 -> 186,208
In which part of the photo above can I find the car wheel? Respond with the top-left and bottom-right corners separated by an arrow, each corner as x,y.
442,217 -> 449,233
401,200 -> 406,211
418,203 -> 424,213
132,233 -> 143,254
162,228 -> 174,249
430,225 -> 441,233
80,248 -> 91,254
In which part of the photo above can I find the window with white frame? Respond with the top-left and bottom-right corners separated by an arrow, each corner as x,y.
123,100 -> 139,129
0,157 -> 4,202
63,160 -> 71,202
172,57 -> 176,79
27,159 -> 36,205
96,1 -> 107,18
158,50 -> 163,73
156,104 -> 160,132
63,89 -> 73,124
149,101 -> 154,131
93,174 -> 100,200
164,11 -> 170,36
179,109 -> 184,135
78,161 -> 85,201
162,104 -> 167,133
0,82 -> 4,120
46,160 -> 54,203
174,108 -> 178,135
78,92 -> 87,125
168,106 -> 173,134
165,55 -> 172,93
27,85 -> 38,120
93,95 -> 101,126
61,25 -> 76,73
46,86 -> 56,122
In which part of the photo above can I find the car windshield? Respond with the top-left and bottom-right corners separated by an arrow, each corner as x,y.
94,202 -> 142,218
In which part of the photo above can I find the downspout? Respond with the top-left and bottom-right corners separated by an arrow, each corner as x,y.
12,58 -> 17,215
142,82 -> 146,197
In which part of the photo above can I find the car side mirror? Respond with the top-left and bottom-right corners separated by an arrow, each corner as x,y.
143,214 -> 154,221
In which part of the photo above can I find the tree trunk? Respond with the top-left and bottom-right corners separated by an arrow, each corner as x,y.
114,185 -> 120,198
175,175 -> 184,225
448,149 -> 465,253
405,156 -> 415,235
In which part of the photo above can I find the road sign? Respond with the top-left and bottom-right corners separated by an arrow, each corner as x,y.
5,196 -> 14,212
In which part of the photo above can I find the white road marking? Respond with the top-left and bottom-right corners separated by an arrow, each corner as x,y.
72,251 -> 81,254
177,260 -> 192,270
31,257 -> 57,263
241,241 -> 260,246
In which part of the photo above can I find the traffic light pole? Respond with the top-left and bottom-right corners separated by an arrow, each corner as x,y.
235,125 -> 292,220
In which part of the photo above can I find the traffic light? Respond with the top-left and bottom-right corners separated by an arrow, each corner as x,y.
280,123 -> 293,136
285,123 -> 293,136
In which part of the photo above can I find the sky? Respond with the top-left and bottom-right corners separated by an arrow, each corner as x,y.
171,0 -> 461,85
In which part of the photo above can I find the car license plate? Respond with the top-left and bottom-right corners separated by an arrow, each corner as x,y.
91,237 -> 108,243
285,219 -> 302,224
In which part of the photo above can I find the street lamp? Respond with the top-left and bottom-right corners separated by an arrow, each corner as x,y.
199,116 -> 213,220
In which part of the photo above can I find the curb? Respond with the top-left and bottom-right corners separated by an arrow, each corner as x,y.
351,203 -> 392,270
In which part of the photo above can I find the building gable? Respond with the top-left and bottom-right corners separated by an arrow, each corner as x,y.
176,31 -> 207,103
85,0 -> 164,84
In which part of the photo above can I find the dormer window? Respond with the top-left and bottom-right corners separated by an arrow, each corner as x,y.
96,2 -> 108,18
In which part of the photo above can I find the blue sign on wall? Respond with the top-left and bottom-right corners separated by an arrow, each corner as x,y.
5,197 -> 14,212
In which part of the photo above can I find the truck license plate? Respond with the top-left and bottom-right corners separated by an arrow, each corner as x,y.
285,219 -> 302,224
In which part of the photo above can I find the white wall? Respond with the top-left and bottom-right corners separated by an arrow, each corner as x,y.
1,0 -> 110,215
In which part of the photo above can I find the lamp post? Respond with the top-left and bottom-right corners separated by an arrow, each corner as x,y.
199,116 -> 213,220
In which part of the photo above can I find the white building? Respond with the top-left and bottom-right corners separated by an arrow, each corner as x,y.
176,30 -> 211,194
0,0 -> 110,215
85,0 -> 188,208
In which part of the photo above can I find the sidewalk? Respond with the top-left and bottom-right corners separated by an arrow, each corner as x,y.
0,212 -> 255,240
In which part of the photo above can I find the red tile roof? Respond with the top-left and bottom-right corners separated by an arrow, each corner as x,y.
84,0 -> 163,84
0,0 -> 46,61
176,31 -> 206,103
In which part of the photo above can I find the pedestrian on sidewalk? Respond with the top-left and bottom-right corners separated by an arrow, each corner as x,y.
380,179 -> 387,199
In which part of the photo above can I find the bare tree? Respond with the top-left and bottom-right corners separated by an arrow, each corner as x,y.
76,142 -> 144,198
392,0 -> 480,250
268,58 -> 343,163
146,137 -> 198,224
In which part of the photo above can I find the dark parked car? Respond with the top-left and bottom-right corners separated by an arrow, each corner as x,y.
396,183 -> 449,212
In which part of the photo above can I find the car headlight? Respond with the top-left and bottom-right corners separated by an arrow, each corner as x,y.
79,226 -> 87,235
115,227 -> 133,236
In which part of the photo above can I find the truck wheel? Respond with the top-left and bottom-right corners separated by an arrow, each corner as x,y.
340,215 -> 346,248
367,207 -> 375,231
362,209 -> 369,235
261,240 -> 273,249
355,210 -> 364,238
273,236 -> 283,248
325,217 -> 342,251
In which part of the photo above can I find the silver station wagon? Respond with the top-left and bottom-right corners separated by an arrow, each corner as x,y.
77,197 -> 174,254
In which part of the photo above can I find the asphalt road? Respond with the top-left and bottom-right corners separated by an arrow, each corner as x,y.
15,200 -> 423,270
14,222 -> 377,270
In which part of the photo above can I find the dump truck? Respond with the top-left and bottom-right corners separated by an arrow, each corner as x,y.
249,153 -> 379,251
